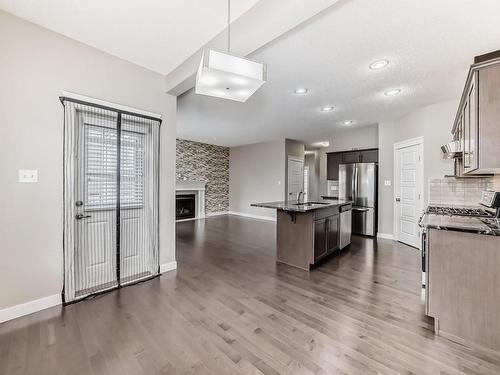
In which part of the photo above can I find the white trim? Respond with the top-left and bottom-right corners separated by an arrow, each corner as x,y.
228,211 -> 277,222
0,294 -> 61,323
393,136 -> 424,249
206,211 -> 228,217
377,233 -> 394,240
176,217 -> 199,223
160,261 -> 177,274
61,91 -> 162,119
393,136 -> 424,151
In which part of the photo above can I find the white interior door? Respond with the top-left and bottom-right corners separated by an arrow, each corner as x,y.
394,141 -> 423,249
288,157 -> 304,200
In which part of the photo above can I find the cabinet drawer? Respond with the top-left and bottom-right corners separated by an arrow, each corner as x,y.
313,206 -> 339,220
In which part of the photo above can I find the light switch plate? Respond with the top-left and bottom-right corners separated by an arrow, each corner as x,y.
18,169 -> 38,183
384,180 -> 392,186
330,186 -> 338,191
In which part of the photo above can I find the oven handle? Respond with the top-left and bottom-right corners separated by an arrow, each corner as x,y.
421,229 -> 427,273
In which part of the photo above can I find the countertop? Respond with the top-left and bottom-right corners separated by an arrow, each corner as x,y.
251,199 -> 352,213
419,213 -> 500,236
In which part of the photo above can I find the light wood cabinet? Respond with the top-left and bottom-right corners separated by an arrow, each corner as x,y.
426,229 -> 500,353
452,56 -> 500,175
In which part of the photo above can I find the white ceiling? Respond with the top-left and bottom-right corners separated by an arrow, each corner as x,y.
177,0 -> 500,147
0,0 -> 260,74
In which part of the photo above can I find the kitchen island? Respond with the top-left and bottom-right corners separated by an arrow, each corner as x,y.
251,199 -> 352,270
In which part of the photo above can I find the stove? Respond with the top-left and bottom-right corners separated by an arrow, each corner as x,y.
421,191 -> 500,285
426,206 -> 494,217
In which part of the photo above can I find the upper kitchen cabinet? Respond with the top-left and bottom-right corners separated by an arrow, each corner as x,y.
342,151 -> 361,164
452,52 -> 500,175
327,148 -> 378,180
327,153 -> 342,180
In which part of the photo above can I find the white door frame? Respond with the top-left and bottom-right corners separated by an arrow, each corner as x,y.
393,136 -> 424,248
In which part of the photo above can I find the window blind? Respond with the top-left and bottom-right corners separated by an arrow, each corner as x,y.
84,124 -> 145,209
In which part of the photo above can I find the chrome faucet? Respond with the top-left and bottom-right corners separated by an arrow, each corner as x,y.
297,191 -> 304,204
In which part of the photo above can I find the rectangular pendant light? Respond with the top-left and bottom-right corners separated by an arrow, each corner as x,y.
195,48 -> 267,103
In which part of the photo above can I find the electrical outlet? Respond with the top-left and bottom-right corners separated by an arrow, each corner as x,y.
18,169 -> 38,183
384,180 -> 392,186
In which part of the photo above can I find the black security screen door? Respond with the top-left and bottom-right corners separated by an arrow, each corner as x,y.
61,97 -> 161,303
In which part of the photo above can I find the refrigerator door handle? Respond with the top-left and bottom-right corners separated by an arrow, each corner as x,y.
353,164 -> 358,204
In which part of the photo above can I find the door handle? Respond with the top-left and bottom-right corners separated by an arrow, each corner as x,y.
76,214 -> 92,220
352,207 -> 369,212
396,198 -> 401,202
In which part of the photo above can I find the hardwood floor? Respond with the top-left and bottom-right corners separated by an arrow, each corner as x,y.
2,215 -> 500,374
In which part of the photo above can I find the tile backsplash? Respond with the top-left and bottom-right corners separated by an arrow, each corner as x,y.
428,176 -> 500,206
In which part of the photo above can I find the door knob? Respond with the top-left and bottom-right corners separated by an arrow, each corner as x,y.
76,214 -> 91,220
396,198 -> 401,202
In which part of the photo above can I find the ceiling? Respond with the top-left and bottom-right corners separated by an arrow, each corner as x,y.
0,0 -> 260,74
177,0 -> 500,147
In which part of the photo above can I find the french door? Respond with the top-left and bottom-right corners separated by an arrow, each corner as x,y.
62,98 -> 161,303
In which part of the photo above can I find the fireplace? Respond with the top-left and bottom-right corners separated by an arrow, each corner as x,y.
176,194 -> 196,220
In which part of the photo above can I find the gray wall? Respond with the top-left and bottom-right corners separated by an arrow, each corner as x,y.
0,11 -> 177,310
229,140 -> 286,219
176,139 -> 229,213
318,125 -> 379,195
377,99 -> 458,235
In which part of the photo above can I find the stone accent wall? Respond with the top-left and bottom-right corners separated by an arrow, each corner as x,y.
176,139 -> 229,213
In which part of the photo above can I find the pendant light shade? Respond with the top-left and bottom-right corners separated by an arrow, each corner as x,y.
195,48 -> 267,102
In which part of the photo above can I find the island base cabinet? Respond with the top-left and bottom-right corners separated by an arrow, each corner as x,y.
276,210 -> 314,271
427,229 -> 500,353
313,218 -> 327,261
276,209 -> 341,271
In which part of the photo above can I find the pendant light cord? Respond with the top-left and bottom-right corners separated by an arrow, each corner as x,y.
227,0 -> 231,52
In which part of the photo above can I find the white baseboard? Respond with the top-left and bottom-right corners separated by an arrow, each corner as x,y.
228,211 -> 276,222
0,294 -> 61,323
206,211 -> 228,217
377,232 -> 394,240
160,261 -> 177,274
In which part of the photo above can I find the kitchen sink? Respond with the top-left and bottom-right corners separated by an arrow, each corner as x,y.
294,202 -> 329,206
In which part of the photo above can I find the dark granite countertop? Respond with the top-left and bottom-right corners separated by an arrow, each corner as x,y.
251,199 -> 352,213
419,213 -> 500,236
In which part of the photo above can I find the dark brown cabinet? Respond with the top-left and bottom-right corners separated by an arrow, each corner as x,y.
313,214 -> 339,262
327,215 -> 339,252
327,148 -> 378,180
360,149 -> 379,163
342,151 -> 360,163
326,153 -> 342,180
313,219 -> 327,261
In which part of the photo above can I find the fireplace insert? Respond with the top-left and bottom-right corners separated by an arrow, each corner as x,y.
176,194 -> 196,220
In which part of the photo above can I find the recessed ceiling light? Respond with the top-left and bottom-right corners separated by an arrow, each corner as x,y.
294,88 -> 308,94
321,106 -> 334,112
384,88 -> 402,96
342,120 -> 353,126
369,59 -> 389,70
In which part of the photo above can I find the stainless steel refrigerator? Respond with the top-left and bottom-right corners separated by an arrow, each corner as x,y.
339,163 -> 377,236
